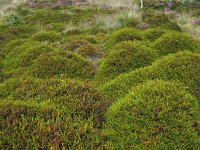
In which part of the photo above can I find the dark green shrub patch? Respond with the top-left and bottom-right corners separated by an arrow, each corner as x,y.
101,51 -> 200,101
96,41 -> 158,84
105,80 -> 200,149
32,31 -> 63,43
3,40 -> 41,71
30,51 -> 94,79
105,28 -> 143,49
145,14 -> 181,31
142,28 -> 168,42
0,76 -> 108,122
153,32 -> 200,56
0,25 -> 35,46
0,60 -> 3,82
4,14 -> 23,26
0,100 -> 105,149
19,44 -> 56,67
1,2 -> 200,149
2,38 -> 28,54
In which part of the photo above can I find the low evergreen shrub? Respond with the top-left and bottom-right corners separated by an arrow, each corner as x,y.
142,28 -> 168,42
0,100 -> 104,149
19,44 -> 55,67
4,14 -> 23,26
32,31 -> 63,43
105,80 -> 200,149
0,76 -> 107,124
105,28 -> 143,49
101,51 -> 200,101
3,40 -> 41,71
145,14 -> 181,31
30,51 -> 94,79
153,32 -> 200,55
96,41 -> 158,84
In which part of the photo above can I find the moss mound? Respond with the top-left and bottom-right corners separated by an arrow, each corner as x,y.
3,40 -> 42,70
2,38 -> 28,55
153,32 -> 200,56
142,28 -> 168,42
145,14 -> 181,31
2,41 -> 56,80
105,28 -> 143,49
0,100 -> 103,149
30,51 -> 94,79
101,51 -> 200,101
32,31 -> 63,43
105,80 -> 200,149
19,44 -> 55,67
0,76 -> 108,123
96,41 -> 158,83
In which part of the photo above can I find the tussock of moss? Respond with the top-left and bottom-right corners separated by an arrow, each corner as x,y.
96,41 -> 158,84
105,80 -> 200,149
101,51 -> 200,101
3,40 -> 42,71
0,100 -> 104,149
19,44 -> 56,67
153,32 -> 200,55
30,51 -> 94,79
145,14 -> 181,31
0,76 -> 107,121
32,31 -> 63,43
105,27 -> 143,50
142,28 -> 168,42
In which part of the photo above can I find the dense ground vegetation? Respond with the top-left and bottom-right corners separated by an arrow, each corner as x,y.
0,0 -> 200,149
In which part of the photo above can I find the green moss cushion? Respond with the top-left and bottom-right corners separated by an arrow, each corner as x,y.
96,41 -> 158,84
153,32 -> 200,56
105,80 -> 200,149
30,51 -> 94,79
101,51 -> 200,101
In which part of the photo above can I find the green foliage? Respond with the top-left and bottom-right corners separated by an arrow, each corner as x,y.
3,40 -> 51,75
101,51 -> 200,101
0,60 -> 3,82
19,44 -> 56,67
142,28 -> 168,42
30,51 -> 94,79
105,27 -> 143,49
96,41 -> 158,84
0,26 -> 36,46
153,32 -> 200,55
0,100 -> 104,149
1,2 -> 200,149
4,14 -> 23,26
105,80 -> 200,149
0,76 -> 107,122
32,31 -> 63,43
145,14 -> 181,31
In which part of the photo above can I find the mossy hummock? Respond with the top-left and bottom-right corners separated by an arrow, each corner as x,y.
101,51 -> 200,101
153,32 -> 200,56
105,27 -> 143,50
96,41 -> 158,84
105,80 -> 200,149
30,51 -> 94,79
